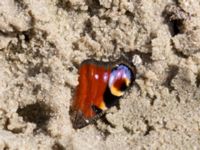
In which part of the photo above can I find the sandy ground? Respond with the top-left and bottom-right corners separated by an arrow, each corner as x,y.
0,0 -> 200,149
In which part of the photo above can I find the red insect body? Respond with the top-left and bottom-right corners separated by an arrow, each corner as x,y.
70,59 -> 136,129
72,63 -> 111,118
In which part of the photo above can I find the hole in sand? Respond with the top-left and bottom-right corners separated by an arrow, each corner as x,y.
169,20 -> 182,36
163,65 -> 179,92
143,119 -> 155,136
86,0 -> 101,16
196,73 -> 200,87
17,102 -> 53,130
52,142 -> 65,150
163,4 -> 189,36
32,84 -> 41,95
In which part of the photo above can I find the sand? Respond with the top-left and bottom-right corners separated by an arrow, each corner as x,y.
0,0 -> 200,149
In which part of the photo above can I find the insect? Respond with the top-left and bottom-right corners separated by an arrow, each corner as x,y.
70,58 -> 137,129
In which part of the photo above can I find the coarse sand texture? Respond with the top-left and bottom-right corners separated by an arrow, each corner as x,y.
0,0 -> 200,149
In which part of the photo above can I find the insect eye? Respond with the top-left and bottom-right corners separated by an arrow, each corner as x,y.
119,82 -> 127,91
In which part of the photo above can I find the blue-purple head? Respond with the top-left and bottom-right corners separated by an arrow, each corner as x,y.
109,64 -> 135,97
